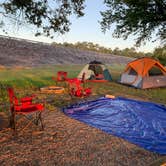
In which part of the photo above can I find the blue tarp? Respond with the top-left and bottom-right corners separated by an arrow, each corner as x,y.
63,97 -> 166,154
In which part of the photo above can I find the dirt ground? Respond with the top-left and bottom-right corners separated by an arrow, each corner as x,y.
0,108 -> 165,166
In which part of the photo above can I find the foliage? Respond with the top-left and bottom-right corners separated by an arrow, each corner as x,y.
1,0 -> 85,37
100,0 -> 166,46
0,0 -> 165,45
52,41 -> 152,58
153,45 -> 166,65
112,47 -> 149,58
52,41 -> 113,54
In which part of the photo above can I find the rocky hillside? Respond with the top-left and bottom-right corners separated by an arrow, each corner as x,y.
0,36 -> 134,67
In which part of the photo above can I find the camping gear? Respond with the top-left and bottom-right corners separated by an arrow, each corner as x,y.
7,87 -> 44,132
63,97 -> 166,154
52,71 -> 68,87
105,94 -> 115,99
77,61 -> 112,82
52,71 -> 68,84
56,71 -> 67,81
40,86 -> 65,94
120,57 -> 166,89
66,78 -> 91,97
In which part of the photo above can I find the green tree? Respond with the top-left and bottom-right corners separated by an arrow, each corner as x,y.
52,41 -> 152,59
1,0 -> 85,37
1,0 -> 165,45
100,0 -> 166,46
113,47 -> 121,55
153,45 -> 166,65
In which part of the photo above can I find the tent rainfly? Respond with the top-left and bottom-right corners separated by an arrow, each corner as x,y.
77,61 -> 112,82
120,57 -> 166,89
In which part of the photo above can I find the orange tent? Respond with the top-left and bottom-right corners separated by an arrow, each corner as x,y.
120,57 -> 166,89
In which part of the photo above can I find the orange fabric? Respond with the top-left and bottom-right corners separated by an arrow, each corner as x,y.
125,57 -> 166,77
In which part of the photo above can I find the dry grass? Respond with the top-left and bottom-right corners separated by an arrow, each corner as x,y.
0,65 -> 6,70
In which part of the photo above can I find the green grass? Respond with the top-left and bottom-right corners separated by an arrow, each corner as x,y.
0,64 -> 165,109
0,65 -> 82,87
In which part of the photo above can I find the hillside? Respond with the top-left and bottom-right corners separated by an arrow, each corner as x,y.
0,36 -> 134,67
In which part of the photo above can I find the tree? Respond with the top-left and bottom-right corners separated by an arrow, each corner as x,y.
153,45 -> 166,65
100,0 -> 166,46
1,0 -> 85,37
113,47 -> 121,55
0,0 -> 166,45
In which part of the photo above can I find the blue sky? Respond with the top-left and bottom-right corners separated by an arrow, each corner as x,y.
0,0 -> 160,53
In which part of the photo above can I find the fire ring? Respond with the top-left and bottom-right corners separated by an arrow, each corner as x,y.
40,86 -> 65,94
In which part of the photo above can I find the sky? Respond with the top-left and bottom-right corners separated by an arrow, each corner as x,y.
0,0 -> 160,53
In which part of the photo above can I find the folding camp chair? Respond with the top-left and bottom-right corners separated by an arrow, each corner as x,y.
52,71 -> 68,86
7,87 -> 44,133
66,78 -> 91,98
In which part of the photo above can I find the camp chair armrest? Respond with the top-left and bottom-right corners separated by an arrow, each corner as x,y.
20,95 -> 36,104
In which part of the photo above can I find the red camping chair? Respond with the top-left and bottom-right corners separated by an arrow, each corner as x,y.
66,78 -> 91,98
52,71 -> 67,82
7,87 -> 44,132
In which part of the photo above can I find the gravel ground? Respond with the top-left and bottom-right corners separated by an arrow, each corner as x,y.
0,108 -> 164,166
